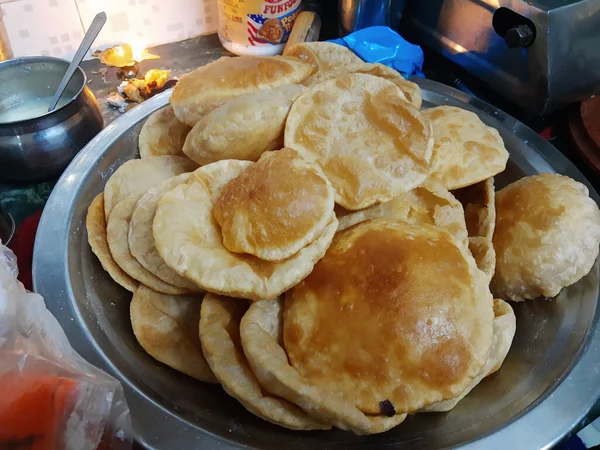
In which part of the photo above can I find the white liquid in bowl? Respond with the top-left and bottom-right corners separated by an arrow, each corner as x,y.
0,96 -> 71,123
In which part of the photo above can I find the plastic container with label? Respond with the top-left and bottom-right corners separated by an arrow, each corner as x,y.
217,0 -> 302,56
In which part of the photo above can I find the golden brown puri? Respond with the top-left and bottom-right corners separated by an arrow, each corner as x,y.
453,178 -> 496,240
86,193 -> 138,292
213,149 -> 335,262
468,237 -> 496,284
183,85 -> 305,165
336,181 -> 468,244
107,193 -> 190,295
453,178 -> 497,281
240,298 -> 408,435
284,218 -> 494,415
138,106 -> 191,158
422,106 -> 509,190
128,173 -> 202,291
487,299 -> 516,374
283,41 -> 364,85
170,56 -> 313,126
341,63 -> 422,109
152,160 -> 338,300
285,73 -> 433,210
103,155 -> 197,219
284,42 -> 422,108
492,173 -> 600,301
199,293 -> 330,430
421,298 -> 515,412
130,284 -> 216,383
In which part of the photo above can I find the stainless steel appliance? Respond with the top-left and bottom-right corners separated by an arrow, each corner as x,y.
401,0 -> 600,115
33,86 -> 600,449
339,0 -> 407,36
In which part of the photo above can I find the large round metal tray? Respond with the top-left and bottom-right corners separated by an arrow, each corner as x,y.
33,79 -> 600,449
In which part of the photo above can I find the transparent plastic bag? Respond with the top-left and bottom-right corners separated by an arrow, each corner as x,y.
0,243 -> 132,450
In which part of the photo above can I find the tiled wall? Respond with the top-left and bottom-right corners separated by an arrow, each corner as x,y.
1,0 -> 83,59
0,0 -> 219,60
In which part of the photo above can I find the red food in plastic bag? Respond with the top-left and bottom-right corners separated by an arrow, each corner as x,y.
0,244 -> 132,450
0,370 -> 78,449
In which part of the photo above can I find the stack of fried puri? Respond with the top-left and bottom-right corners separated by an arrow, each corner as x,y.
246,219 -> 494,430
153,149 -> 337,300
85,43 -> 600,435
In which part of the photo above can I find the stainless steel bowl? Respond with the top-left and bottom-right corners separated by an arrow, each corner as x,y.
33,83 -> 600,449
0,57 -> 103,182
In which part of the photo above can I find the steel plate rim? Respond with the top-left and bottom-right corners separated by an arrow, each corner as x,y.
33,82 -> 600,450
32,91 -> 236,448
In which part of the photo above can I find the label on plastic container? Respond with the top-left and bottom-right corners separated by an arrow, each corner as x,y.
217,0 -> 302,48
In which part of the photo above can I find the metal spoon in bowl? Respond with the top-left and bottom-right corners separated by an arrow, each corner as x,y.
47,12 -> 107,112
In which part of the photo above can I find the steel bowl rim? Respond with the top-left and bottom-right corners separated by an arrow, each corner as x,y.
0,55 -> 88,125
0,208 -> 15,246
32,85 -> 600,449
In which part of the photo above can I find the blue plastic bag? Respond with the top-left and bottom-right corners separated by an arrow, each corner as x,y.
329,26 -> 424,78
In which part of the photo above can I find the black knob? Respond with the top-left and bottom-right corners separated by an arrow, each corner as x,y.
505,24 -> 534,48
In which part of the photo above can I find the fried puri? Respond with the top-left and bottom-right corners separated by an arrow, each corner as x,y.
285,73 -> 433,210
103,155 -> 197,219
152,160 -> 337,300
170,56 -> 312,126
128,173 -> 202,291
131,284 -> 216,382
285,42 -> 421,108
240,298 -> 408,435
492,173 -> 600,301
284,41 -> 364,86
86,193 -> 138,292
107,193 -> 190,295
199,293 -> 330,430
336,181 -> 467,244
213,149 -> 335,262
183,85 -> 305,165
284,219 -> 494,415
138,106 -> 191,158
345,63 -> 422,109
453,178 -> 497,281
421,299 -> 515,412
423,106 -> 508,190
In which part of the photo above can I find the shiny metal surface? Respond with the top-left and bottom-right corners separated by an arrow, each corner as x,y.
48,13 -> 106,112
402,0 -> 600,114
0,57 -> 103,182
33,81 -> 600,450
338,0 -> 406,36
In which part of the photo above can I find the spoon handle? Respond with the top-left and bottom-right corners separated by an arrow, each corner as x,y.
48,12 -> 107,112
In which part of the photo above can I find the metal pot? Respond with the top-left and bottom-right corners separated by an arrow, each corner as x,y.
0,57 -> 103,183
